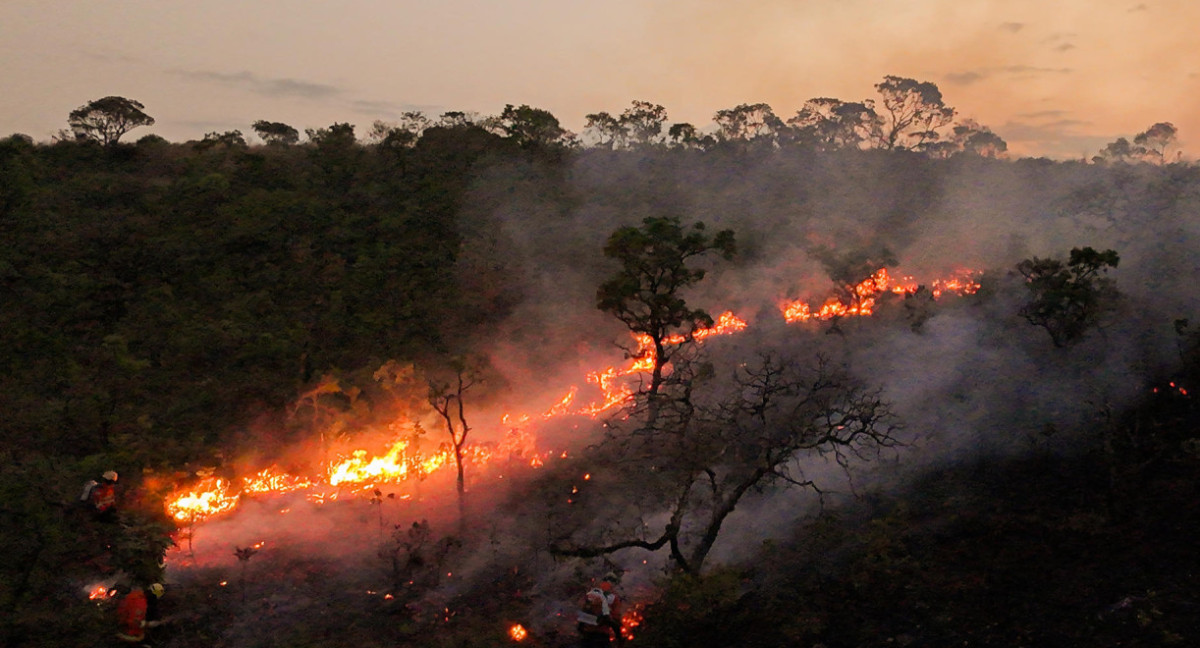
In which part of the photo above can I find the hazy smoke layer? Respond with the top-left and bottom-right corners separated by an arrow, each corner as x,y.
173,152 -> 1200,643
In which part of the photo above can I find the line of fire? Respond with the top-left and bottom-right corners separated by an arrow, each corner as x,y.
80,266 -> 983,643
161,267 -> 980,527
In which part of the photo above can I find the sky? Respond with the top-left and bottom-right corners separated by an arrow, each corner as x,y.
1,0 -> 1197,159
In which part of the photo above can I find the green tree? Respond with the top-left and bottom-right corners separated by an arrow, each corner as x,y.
787,97 -> 879,151
1133,122 -> 1178,164
497,104 -> 571,149
584,111 -> 624,149
872,76 -> 955,151
585,101 -> 668,149
955,120 -> 1008,158
1094,136 -> 1135,164
596,216 -> 735,401
713,103 -> 784,144
437,111 -> 480,128
194,130 -> 247,151
251,120 -> 300,146
667,122 -> 709,150
1017,247 -> 1120,347
68,96 -> 155,146
368,112 -> 430,149
620,100 -> 669,147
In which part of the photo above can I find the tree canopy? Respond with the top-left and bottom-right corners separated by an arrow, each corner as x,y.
596,216 -> 735,399
1017,247 -> 1121,347
67,96 -> 155,146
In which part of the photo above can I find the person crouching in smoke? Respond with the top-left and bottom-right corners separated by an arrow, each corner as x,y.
577,572 -> 623,647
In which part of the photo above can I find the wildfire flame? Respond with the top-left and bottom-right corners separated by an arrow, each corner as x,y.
162,270 -> 973,528
780,267 -> 979,323
579,310 -> 748,416
509,623 -> 528,641
87,584 -> 114,600
166,477 -> 238,523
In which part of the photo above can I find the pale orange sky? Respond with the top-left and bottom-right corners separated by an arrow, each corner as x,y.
1,0 -> 1196,159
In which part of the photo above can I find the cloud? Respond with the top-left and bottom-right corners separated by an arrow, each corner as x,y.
1001,65 -> 1072,76
1053,43 -> 1077,52
174,119 -> 248,134
1129,3 -> 1149,11
349,99 -> 446,119
994,116 -> 1113,158
1015,109 -> 1072,120
999,22 -> 1025,33
945,70 -> 989,86
1001,117 -> 1091,138
169,69 -> 342,99
944,65 -> 1069,87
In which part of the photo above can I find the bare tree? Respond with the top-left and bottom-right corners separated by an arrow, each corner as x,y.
551,352 -> 900,575
427,357 -> 481,529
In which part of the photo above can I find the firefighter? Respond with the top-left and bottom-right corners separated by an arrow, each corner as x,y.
145,583 -> 165,629
114,584 -> 148,645
577,572 -> 623,647
81,470 -> 119,521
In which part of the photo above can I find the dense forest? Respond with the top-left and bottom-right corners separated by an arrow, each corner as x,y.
2,82 -> 1199,647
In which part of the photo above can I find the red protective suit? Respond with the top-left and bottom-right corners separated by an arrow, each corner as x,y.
91,482 -> 116,513
116,588 -> 147,643
577,582 -> 622,646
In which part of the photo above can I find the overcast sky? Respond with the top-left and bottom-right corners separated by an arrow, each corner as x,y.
1,0 -> 1196,159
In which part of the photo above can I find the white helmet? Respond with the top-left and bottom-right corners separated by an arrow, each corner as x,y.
102,470 -> 118,482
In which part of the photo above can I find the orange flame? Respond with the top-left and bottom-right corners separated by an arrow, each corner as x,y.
162,267 -> 974,531
242,468 -> 313,495
780,268 -> 979,323
87,584 -> 114,600
163,311 -> 750,524
166,477 -> 239,523
930,269 -> 982,298
578,311 -> 748,416
509,623 -> 528,641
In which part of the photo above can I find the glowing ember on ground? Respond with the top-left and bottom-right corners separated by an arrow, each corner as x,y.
509,623 -> 528,641
87,584 -> 114,600
621,604 -> 645,641
930,269 -> 983,297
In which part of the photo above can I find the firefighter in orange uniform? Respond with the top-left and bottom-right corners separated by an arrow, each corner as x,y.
81,470 -> 119,521
577,573 -> 623,647
114,584 -> 148,644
